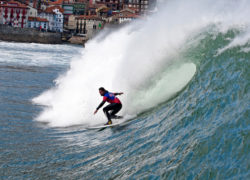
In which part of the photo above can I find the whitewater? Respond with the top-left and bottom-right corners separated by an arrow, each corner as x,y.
32,0 -> 250,128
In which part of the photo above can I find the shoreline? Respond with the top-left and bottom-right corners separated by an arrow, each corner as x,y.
0,23 -> 129,46
0,24 -> 63,44
0,39 -> 83,46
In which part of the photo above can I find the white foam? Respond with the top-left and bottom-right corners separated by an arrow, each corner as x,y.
217,27 -> 250,55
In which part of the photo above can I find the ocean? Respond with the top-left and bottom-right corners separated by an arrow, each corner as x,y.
0,0 -> 249,179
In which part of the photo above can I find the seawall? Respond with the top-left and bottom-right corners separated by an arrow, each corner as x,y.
0,24 -> 62,44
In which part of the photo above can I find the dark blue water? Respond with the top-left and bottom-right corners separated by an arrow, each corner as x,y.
0,30 -> 249,180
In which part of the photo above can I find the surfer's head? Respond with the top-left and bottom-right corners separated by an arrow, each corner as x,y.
99,87 -> 107,96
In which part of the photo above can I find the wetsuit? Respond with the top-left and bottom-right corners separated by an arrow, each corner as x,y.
96,92 -> 122,122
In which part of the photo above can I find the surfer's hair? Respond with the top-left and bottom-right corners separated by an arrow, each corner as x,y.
99,87 -> 106,92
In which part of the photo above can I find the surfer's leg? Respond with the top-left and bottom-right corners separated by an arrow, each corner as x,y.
103,104 -> 116,123
110,103 -> 122,116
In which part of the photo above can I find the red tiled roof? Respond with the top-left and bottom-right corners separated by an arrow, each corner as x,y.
28,16 -> 48,22
49,0 -> 63,6
100,7 -> 111,13
112,11 -> 119,15
0,0 -> 28,9
44,6 -> 64,14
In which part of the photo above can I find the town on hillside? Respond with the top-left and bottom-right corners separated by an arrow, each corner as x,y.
0,0 -> 157,44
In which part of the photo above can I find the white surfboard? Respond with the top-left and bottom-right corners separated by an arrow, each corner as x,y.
86,119 -> 128,130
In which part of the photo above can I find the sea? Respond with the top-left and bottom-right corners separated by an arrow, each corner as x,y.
0,0 -> 249,179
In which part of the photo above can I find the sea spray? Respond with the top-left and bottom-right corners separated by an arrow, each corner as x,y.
33,0 -> 250,127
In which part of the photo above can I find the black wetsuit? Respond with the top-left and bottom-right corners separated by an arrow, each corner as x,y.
96,92 -> 122,122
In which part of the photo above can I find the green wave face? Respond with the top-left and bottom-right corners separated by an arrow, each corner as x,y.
146,27 -> 249,179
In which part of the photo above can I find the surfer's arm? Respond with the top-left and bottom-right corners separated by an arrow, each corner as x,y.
95,101 -> 106,112
114,92 -> 123,96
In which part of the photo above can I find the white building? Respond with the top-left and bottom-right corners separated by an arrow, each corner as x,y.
39,6 -> 64,32
0,1 -> 29,28
28,16 -> 49,31
53,8 -> 63,32
28,6 -> 38,17
109,9 -> 139,24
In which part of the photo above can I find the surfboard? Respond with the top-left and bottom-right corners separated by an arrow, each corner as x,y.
86,122 -> 121,130
86,118 -> 127,130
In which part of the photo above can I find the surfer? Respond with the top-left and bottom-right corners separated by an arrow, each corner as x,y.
94,87 -> 123,125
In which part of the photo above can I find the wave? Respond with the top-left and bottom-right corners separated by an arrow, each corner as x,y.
32,0 -> 250,127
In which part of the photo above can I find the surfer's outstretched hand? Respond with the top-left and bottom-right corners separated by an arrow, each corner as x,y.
94,109 -> 98,115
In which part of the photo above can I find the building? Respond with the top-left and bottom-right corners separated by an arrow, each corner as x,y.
92,4 -> 108,17
95,0 -> 120,11
28,5 -> 37,17
109,8 -> 139,24
62,0 -> 87,28
68,14 -> 104,38
40,1 -> 49,11
76,15 -> 104,38
39,6 -> 64,32
62,3 -> 74,27
67,14 -> 75,30
0,2 -> 2,24
122,0 -> 156,14
0,0 -> 29,28
28,16 -> 49,30
93,0 -> 157,14
52,8 -> 64,32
